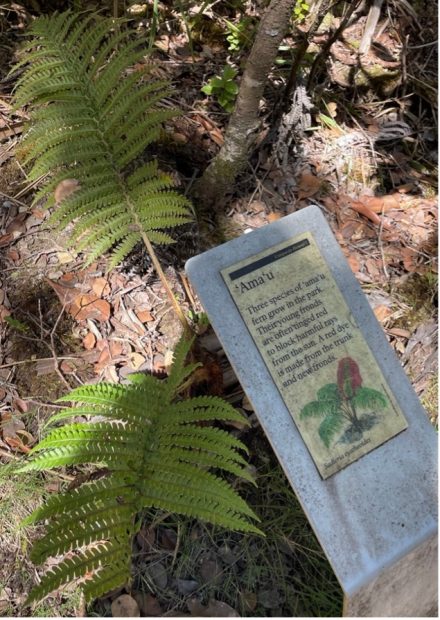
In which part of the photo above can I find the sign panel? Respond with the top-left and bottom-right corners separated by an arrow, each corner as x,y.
221,232 -> 408,478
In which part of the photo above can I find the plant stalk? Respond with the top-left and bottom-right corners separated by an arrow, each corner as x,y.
140,231 -> 191,336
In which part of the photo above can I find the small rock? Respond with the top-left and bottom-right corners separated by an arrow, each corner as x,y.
160,527 -> 178,551
240,591 -> 257,612
199,557 -> 223,586
149,561 -> 168,589
258,589 -> 282,609
218,543 -> 238,565
111,594 -> 140,617
133,591 -> 162,616
176,579 -> 199,595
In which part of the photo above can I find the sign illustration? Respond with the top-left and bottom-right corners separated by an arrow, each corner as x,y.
221,232 -> 408,478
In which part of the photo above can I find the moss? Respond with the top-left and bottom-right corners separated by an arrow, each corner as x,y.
421,374 -> 438,427
394,272 -> 438,329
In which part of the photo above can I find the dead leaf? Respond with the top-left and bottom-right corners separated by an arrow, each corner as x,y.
0,305 -> 11,322
188,597 -> 240,617
1,411 -> 24,440
6,213 -> 27,235
136,308 -> 153,322
54,179 -> 80,204
91,277 -> 110,298
4,436 -> 32,453
128,352 -> 145,370
36,358 -> 57,376
13,397 -> 28,413
374,305 -> 392,322
209,127 -> 224,146
109,341 -> 124,358
82,332 -> 96,350
60,360 -> 76,373
0,233 -> 14,247
73,295 -> 111,322
46,278 -> 80,307
160,528 -> 177,551
241,591 -> 257,612
327,101 -> 338,117
297,171 -> 322,199
361,193 -> 401,213
57,251 -> 75,264
347,199 -> 382,225
136,526 -> 155,552
200,557 -> 223,586
171,132 -> 188,144
6,249 -> 19,262
402,248 -> 418,272
111,594 -> 140,617
388,327 -> 411,338
45,480 -> 62,493
347,255 -> 360,273
267,212 -> 281,222
104,365 -> 119,383
258,588 -> 282,609
133,592 -> 162,616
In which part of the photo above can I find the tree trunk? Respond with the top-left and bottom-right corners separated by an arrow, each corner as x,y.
192,0 -> 297,213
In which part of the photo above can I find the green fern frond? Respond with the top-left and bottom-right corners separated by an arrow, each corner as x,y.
13,10 -> 193,268
19,336 -> 261,604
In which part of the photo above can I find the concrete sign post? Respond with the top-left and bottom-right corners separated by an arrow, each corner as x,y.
185,205 -> 437,617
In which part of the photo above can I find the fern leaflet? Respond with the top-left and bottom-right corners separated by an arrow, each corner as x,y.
12,10 -> 193,268
19,336 -> 261,604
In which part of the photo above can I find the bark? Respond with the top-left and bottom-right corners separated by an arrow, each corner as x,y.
192,0 -> 297,213
282,0 -> 332,107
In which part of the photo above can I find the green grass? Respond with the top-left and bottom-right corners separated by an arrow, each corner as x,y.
91,428 -> 343,617
0,462 -> 80,616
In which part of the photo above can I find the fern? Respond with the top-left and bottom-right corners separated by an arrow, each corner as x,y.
19,336 -> 261,605
12,11 -> 193,273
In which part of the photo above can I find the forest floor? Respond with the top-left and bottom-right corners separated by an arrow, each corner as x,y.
0,1 -> 438,617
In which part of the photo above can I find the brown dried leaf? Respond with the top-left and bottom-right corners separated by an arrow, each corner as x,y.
347,254 -> 360,273
0,305 -> 11,322
13,397 -> 28,413
0,233 -> 14,247
128,352 -> 145,370
347,199 -> 382,225
297,171 -> 322,199
46,278 -> 80,307
388,327 -> 411,339
54,179 -> 80,204
1,411 -> 24,440
136,308 -> 153,323
73,295 -> 111,322
267,212 -> 282,222
82,332 -> 96,350
374,304 -> 392,322
111,594 -> 140,617
5,213 -> 27,235
91,277 -> 110,298
160,528 -> 177,551
361,193 -> 401,213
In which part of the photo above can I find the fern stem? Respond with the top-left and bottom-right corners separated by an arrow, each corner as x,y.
140,230 -> 191,336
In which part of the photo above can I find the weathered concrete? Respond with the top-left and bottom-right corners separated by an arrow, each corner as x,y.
186,205 -> 438,616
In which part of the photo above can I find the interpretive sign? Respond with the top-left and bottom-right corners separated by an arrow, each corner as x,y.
186,206 -> 437,617
221,233 -> 407,478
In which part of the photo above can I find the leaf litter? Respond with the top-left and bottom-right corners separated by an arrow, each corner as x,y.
0,0 -> 437,616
